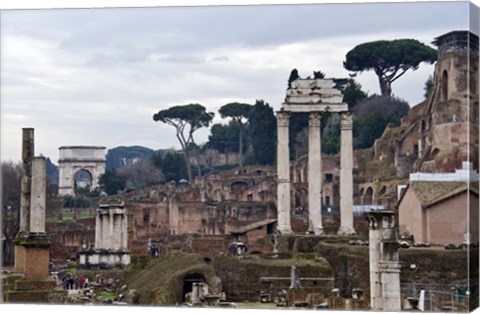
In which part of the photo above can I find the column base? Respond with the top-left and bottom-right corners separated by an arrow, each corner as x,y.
277,228 -> 294,235
307,228 -> 325,235
337,226 -> 356,236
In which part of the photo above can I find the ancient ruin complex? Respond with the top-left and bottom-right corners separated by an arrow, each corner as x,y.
4,30 -> 477,310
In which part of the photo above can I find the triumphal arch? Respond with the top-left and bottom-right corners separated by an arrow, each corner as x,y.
58,146 -> 106,196
276,78 -> 355,235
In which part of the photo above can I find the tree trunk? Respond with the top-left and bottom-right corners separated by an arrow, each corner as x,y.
183,151 -> 193,183
193,148 -> 202,178
378,77 -> 392,97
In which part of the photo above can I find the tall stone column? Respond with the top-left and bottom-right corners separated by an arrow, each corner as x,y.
379,261 -> 402,311
276,111 -> 293,234
308,112 -> 323,234
19,128 -> 34,233
366,212 -> 383,311
109,211 -> 114,250
95,211 -> 102,249
122,211 -> 128,249
366,211 -> 401,312
29,157 -> 47,234
379,213 -> 401,311
14,128 -> 34,273
338,112 -> 356,235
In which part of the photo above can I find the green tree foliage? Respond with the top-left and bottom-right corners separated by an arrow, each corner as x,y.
206,122 -> 241,155
353,111 -> 390,150
423,75 -> 435,99
1,161 -> 22,265
321,113 -> 341,154
153,104 -> 214,182
219,102 -> 253,167
352,95 -> 410,149
63,195 -> 92,209
99,169 -> 126,195
289,113 -> 308,159
248,100 -> 277,165
313,70 -> 326,79
288,68 -> 300,88
152,151 -> 188,183
333,78 -> 368,109
344,39 -> 437,97
117,159 -> 164,190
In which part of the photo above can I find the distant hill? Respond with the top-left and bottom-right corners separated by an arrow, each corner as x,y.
46,157 -> 59,185
106,146 -> 171,170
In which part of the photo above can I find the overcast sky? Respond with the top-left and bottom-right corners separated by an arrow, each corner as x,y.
0,1 -> 475,163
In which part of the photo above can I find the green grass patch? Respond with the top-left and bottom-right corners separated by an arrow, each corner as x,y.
236,302 -> 278,309
97,291 -> 117,302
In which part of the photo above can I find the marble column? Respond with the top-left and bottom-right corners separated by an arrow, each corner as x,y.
109,211 -> 114,250
29,157 -> 46,234
122,211 -> 128,249
379,213 -> 402,311
308,112 -> 323,235
95,211 -> 102,249
276,111 -> 292,234
366,212 -> 383,311
338,111 -> 356,235
379,261 -> 402,311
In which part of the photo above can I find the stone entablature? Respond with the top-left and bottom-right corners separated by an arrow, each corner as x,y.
58,145 -> 106,161
285,79 -> 345,106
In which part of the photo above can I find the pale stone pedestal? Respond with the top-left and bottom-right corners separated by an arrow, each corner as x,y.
14,233 -> 51,280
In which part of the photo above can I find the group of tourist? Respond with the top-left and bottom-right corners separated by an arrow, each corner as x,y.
62,274 -> 89,290
295,206 -> 309,215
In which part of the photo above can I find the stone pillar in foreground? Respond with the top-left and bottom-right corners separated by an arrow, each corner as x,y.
19,128 -> 34,233
276,111 -> 293,234
308,112 -> 323,235
379,213 -> 402,311
15,151 -> 51,280
366,212 -> 383,311
365,211 -> 401,312
338,112 -> 356,235
14,128 -> 35,274
30,157 -> 47,234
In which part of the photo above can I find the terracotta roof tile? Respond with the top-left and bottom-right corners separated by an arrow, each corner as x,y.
411,181 -> 477,208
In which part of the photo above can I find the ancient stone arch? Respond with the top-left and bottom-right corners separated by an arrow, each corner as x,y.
58,146 -> 106,196
276,79 -> 355,235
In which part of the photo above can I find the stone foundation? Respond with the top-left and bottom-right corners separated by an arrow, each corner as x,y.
79,250 -> 131,269
14,233 -> 51,280
2,275 -> 66,304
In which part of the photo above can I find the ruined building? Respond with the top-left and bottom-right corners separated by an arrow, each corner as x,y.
396,30 -> 479,245
354,30 -> 479,212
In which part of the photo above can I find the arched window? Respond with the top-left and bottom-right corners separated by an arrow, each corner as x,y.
364,187 -> 373,205
442,70 -> 448,101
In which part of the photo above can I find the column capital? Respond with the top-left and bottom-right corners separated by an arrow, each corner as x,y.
340,111 -> 353,129
276,111 -> 291,127
308,111 -> 322,127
